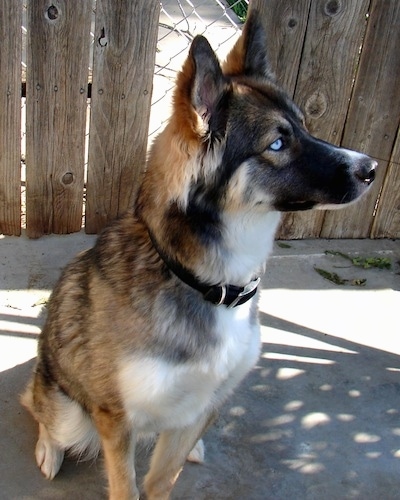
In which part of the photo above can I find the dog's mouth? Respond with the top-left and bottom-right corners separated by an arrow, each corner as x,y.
275,200 -> 317,212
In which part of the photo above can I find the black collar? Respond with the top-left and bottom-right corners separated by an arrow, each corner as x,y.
147,228 -> 260,308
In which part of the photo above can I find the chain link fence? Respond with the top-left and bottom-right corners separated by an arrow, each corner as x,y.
150,0 -> 247,137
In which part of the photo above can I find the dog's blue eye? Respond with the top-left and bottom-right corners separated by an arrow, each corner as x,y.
269,138 -> 284,151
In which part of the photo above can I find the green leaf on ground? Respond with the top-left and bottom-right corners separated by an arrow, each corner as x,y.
325,251 -> 391,269
314,267 -> 349,285
315,266 -> 367,286
351,256 -> 391,269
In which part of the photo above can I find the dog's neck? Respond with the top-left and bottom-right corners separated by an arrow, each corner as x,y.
196,210 -> 281,286
147,225 -> 261,307
143,208 -> 280,289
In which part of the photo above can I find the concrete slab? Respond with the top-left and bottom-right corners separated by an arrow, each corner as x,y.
0,233 -> 399,499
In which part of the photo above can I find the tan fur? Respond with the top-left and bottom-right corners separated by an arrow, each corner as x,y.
222,33 -> 246,75
138,57 -> 210,273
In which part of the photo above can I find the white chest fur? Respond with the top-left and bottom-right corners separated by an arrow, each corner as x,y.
118,299 -> 260,432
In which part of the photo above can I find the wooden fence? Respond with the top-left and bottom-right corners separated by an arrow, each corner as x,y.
0,0 -> 399,239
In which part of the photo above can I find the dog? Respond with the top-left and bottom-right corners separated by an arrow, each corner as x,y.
21,9 -> 376,500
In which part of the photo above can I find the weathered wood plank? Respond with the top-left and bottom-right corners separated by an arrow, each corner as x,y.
250,0 -> 311,96
85,0 -> 160,234
321,0 -> 400,238
25,0 -> 91,238
371,125 -> 400,238
277,0 -> 370,239
0,0 -> 22,235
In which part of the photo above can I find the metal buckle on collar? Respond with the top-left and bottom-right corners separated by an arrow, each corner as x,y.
227,277 -> 260,308
147,224 -> 260,309
216,285 -> 227,305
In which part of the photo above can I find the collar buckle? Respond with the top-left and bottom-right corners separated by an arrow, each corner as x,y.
146,226 -> 260,309
216,285 -> 227,305
227,277 -> 261,308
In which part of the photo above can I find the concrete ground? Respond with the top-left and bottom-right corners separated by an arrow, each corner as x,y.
0,234 -> 399,499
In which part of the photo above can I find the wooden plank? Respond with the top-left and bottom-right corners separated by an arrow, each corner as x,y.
25,0 -> 91,238
250,0 -> 311,96
321,0 -> 400,238
85,0 -> 160,234
370,125 -> 400,238
277,0 -> 370,239
0,0 -> 21,235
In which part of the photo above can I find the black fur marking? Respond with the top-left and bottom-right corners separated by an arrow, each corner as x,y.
36,353 -> 55,389
152,288 -> 218,363
243,15 -> 272,79
166,199 -> 222,249
207,89 -> 231,144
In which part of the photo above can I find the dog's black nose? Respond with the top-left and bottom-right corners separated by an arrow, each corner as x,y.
356,159 -> 377,185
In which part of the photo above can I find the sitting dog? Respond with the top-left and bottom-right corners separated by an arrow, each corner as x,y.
22,9 -> 376,500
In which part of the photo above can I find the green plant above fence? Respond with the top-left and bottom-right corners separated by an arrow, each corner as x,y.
227,0 -> 248,21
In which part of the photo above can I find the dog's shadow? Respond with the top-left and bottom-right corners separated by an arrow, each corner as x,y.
175,311 -> 400,499
2,312 -> 400,499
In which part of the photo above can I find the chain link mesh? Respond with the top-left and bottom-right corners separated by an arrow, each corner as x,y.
150,0 -> 247,136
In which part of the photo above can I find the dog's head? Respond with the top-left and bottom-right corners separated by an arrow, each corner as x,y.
140,9 -> 376,267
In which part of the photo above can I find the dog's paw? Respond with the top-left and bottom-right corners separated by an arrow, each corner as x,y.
35,424 -> 64,480
187,438 -> 205,463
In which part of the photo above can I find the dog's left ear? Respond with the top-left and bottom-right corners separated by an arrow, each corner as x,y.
223,9 -> 274,81
189,36 -> 226,122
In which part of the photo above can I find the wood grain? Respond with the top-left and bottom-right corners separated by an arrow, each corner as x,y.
371,126 -> 400,238
85,0 -> 160,234
250,0 -> 311,96
278,0 -> 370,239
321,0 -> 400,238
25,0 -> 91,238
0,0 -> 22,235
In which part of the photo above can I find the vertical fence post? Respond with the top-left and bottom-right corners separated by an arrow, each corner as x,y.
85,0 -> 160,234
248,0 -> 311,97
25,0 -> 91,238
0,0 -> 22,236
371,127 -> 400,238
271,0 -> 369,239
321,0 -> 400,238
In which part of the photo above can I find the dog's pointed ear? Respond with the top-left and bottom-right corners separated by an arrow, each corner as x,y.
243,11 -> 272,78
223,9 -> 274,80
189,36 -> 226,122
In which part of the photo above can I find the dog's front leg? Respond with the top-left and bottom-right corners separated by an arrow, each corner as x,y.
143,411 -> 215,500
92,407 -> 138,500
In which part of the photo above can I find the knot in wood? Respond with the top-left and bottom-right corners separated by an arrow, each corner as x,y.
47,5 -> 59,20
325,0 -> 341,16
305,91 -> 328,120
99,27 -> 108,47
62,172 -> 74,185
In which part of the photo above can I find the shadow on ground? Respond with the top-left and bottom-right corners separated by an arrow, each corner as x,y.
1,314 -> 399,499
